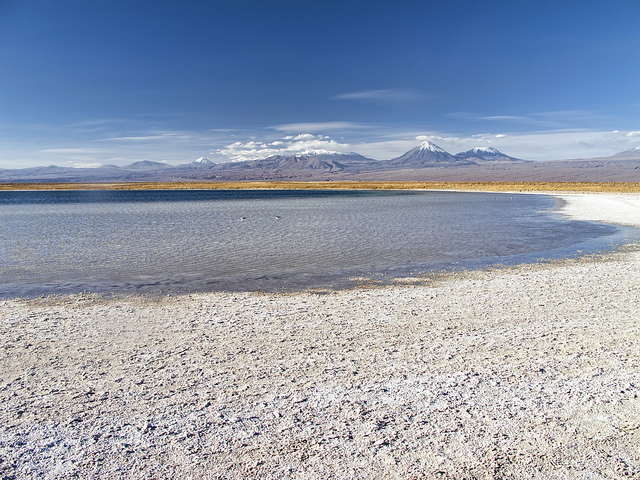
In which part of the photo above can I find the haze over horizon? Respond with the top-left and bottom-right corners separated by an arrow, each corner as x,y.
1,0 -> 639,169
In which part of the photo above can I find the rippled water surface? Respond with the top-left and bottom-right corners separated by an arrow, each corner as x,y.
0,190 -> 635,297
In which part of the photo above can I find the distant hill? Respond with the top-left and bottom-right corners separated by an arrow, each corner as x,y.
214,151 -> 376,173
610,147 -> 640,160
455,147 -> 525,163
122,160 -> 172,171
1,142 -> 639,183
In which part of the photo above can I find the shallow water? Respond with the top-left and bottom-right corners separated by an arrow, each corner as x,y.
0,190 -> 636,297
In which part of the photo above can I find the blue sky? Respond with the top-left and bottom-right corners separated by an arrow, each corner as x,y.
1,0 -> 639,168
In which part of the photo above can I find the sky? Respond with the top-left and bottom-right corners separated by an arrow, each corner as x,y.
1,0 -> 639,169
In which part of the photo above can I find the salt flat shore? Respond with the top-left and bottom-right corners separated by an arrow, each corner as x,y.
1,194 -> 639,479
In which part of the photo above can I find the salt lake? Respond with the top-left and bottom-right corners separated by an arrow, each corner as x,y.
0,189 -> 636,297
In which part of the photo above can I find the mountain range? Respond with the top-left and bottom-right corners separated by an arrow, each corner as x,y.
1,141 -> 639,183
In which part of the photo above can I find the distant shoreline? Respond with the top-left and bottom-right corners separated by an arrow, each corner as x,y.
2,180 -> 640,193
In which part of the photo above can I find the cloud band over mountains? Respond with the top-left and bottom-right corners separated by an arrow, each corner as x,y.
217,134 -> 353,162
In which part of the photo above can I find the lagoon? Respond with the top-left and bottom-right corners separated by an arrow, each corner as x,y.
0,189 -> 634,297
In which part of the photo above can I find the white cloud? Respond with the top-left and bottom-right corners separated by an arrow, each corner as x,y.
333,88 -> 431,102
471,133 -> 508,140
272,122 -> 373,133
217,134 -> 353,162
292,134 -> 316,141
103,133 -> 195,142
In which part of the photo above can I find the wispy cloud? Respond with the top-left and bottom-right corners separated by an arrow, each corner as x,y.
530,110 -> 597,119
17,128 -> 227,168
39,148 -> 106,154
65,118 -> 130,128
102,132 -> 196,142
271,122 -> 374,133
450,110 -> 611,129
104,135 -> 171,142
482,115 -> 531,122
333,88 -> 433,102
37,148 -> 111,164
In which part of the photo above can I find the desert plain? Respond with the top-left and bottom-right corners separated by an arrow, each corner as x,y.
1,190 -> 639,479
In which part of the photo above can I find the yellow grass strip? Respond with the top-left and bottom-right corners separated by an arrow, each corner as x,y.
1,181 -> 640,193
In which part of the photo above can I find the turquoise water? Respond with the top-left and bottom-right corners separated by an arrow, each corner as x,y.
0,190 -> 636,297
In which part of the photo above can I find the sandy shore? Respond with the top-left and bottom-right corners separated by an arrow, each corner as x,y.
1,193 -> 639,479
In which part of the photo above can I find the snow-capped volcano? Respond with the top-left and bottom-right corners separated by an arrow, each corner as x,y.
194,156 -> 214,164
389,141 -> 474,166
417,141 -> 449,154
472,147 -> 501,155
456,147 -> 523,163
122,160 -> 172,170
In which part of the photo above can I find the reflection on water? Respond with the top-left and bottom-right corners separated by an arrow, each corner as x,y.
0,190 -> 634,297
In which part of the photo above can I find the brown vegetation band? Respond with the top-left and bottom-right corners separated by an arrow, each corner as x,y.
1,181 -> 640,193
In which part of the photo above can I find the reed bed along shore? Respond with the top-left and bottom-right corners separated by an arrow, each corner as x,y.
2,180 -> 640,193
